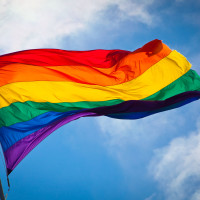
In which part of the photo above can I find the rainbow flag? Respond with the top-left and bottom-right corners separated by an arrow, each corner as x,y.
0,39 -> 199,174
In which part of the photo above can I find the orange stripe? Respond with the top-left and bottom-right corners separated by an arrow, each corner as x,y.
0,42 -> 171,87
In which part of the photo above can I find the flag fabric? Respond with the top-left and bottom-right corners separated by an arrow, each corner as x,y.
0,39 -> 199,174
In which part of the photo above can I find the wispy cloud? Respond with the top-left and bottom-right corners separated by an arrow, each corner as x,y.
0,0 -> 155,53
144,193 -> 157,200
96,109 -> 185,149
96,100 -> 200,197
191,53 -> 200,73
95,108 -> 189,182
149,120 -> 200,200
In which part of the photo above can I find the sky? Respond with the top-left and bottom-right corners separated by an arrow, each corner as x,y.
0,0 -> 200,200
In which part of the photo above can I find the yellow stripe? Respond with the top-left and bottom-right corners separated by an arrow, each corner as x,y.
0,51 -> 191,109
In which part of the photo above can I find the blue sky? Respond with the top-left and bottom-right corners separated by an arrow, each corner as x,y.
0,0 -> 200,200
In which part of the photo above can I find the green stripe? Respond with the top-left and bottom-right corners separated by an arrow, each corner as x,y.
143,70 -> 200,100
0,99 -> 123,127
0,70 -> 200,128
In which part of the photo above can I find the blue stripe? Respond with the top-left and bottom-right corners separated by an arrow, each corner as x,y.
1,95 -> 199,152
0,109 -> 83,152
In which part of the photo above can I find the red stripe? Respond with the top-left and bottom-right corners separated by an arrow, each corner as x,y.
0,39 -> 170,68
0,48 -> 130,68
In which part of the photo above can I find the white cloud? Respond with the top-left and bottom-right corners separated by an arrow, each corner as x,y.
144,193 -> 156,200
149,120 -> 200,200
0,0 -> 155,53
113,0 -> 155,25
95,108 -> 188,183
96,102 -> 200,195
191,190 -> 200,200
96,109 -> 185,148
190,53 -> 200,73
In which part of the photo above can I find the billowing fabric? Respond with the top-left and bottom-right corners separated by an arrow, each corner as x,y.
0,39 -> 199,174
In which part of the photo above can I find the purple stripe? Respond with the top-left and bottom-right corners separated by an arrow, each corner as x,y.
90,91 -> 200,115
5,111 -> 96,174
4,90 -> 200,174
107,96 -> 199,119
